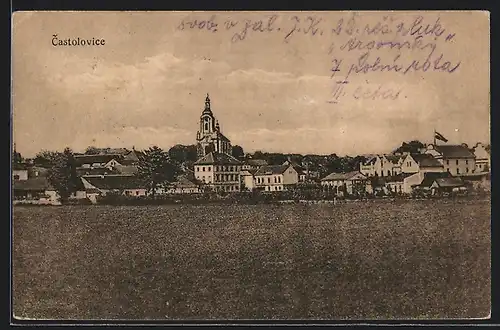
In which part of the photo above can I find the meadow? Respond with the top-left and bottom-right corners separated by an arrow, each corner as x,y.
12,199 -> 491,320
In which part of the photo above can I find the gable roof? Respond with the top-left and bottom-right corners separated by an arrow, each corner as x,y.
74,154 -> 124,166
411,154 -> 443,168
255,164 -> 294,176
321,171 -> 366,181
419,171 -> 453,188
433,145 -> 476,159
434,177 -> 464,188
194,152 -> 242,165
362,157 -> 377,165
13,177 -> 53,191
83,175 -> 145,190
385,155 -> 403,164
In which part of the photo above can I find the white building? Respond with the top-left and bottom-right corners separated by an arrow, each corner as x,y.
254,164 -> 299,192
194,152 -> 243,193
320,171 -> 371,195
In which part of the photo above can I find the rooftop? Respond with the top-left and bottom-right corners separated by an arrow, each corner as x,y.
194,152 -> 242,165
74,154 -> 124,166
83,175 -> 144,190
411,154 -> 443,168
432,145 -> 476,159
255,164 -> 293,176
419,171 -> 453,188
321,171 -> 365,181
13,177 -> 53,191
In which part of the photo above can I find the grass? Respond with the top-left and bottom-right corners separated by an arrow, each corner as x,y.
12,198 -> 491,320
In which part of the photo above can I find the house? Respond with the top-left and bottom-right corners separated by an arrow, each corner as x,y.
360,155 -> 401,177
12,177 -> 60,205
282,160 -> 307,182
472,142 -> 490,173
74,154 -> 125,170
254,164 -> 299,192
320,171 -> 370,195
413,171 -> 455,191
410,153 -> 445,173
425,144 -> 476,176
378,173 -> 416,194
385,155 -> 404,175
77,166 -> 121,177
81,175 -> 147,200
193,152 -> 243,193
162,175 -> 201,194
430,177 -> 466,194
242,158 -> 268,171
360,156 -> 377,177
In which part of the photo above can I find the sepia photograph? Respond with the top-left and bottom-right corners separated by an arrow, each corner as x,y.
11,11 -> 490,321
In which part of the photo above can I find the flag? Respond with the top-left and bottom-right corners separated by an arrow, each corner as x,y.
434,131 -> 448,143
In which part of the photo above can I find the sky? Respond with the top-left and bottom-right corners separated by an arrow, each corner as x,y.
12,11 -> 490,157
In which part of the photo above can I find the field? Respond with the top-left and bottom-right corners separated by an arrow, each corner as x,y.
12,199 -> 491,320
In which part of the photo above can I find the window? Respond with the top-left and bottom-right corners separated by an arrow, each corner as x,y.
202,176 -> 205,181
274,177 -> 277,183
208,167 -> 211,172
268,177 -> 271,184
204,123 -> 209,131
202,167 -> 205,172
278,176 -> 281,183
13,175 -> 19,180
465,160 -> 468,165
196,167 -> 199,172
466,168 -> 469,173
447,160 -> 450,165
136,191 -> 139,196
456,168 -> 460,175
456,160 -> 459,166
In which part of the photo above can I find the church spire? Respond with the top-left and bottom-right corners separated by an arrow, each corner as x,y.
205,93 -> 211,110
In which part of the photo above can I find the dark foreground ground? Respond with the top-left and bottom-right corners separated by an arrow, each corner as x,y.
12,199 -> 490,320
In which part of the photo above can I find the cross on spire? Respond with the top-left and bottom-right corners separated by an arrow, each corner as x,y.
205,93 -> 211,110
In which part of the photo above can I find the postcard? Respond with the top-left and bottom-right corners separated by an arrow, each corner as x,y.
11,11 -> 490,321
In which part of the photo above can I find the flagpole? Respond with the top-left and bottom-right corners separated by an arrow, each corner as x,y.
433,129 -> 436,146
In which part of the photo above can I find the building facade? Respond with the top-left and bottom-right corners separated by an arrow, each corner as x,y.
196,94 -> 232,159
425,144 -> 476,176
321,171 -> 370,195
254,164 -> 299,192
194,152 -> 243,192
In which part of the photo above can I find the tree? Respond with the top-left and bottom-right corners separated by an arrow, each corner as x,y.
34,150 -> 60,168
231,145 -> 245,160
85,146 -> 101,155
168,144 -> 199,164
393,140 -> 425,155
46,148 -> 78,203
12,149 -> 23,169
138,146 -> 180,196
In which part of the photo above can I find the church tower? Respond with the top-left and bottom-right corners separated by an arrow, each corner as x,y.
196,94 -> 232,159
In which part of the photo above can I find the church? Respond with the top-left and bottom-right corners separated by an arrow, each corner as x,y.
196,94 -> 232,158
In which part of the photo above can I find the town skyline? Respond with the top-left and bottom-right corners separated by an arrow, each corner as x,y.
12,12 -> 490,158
